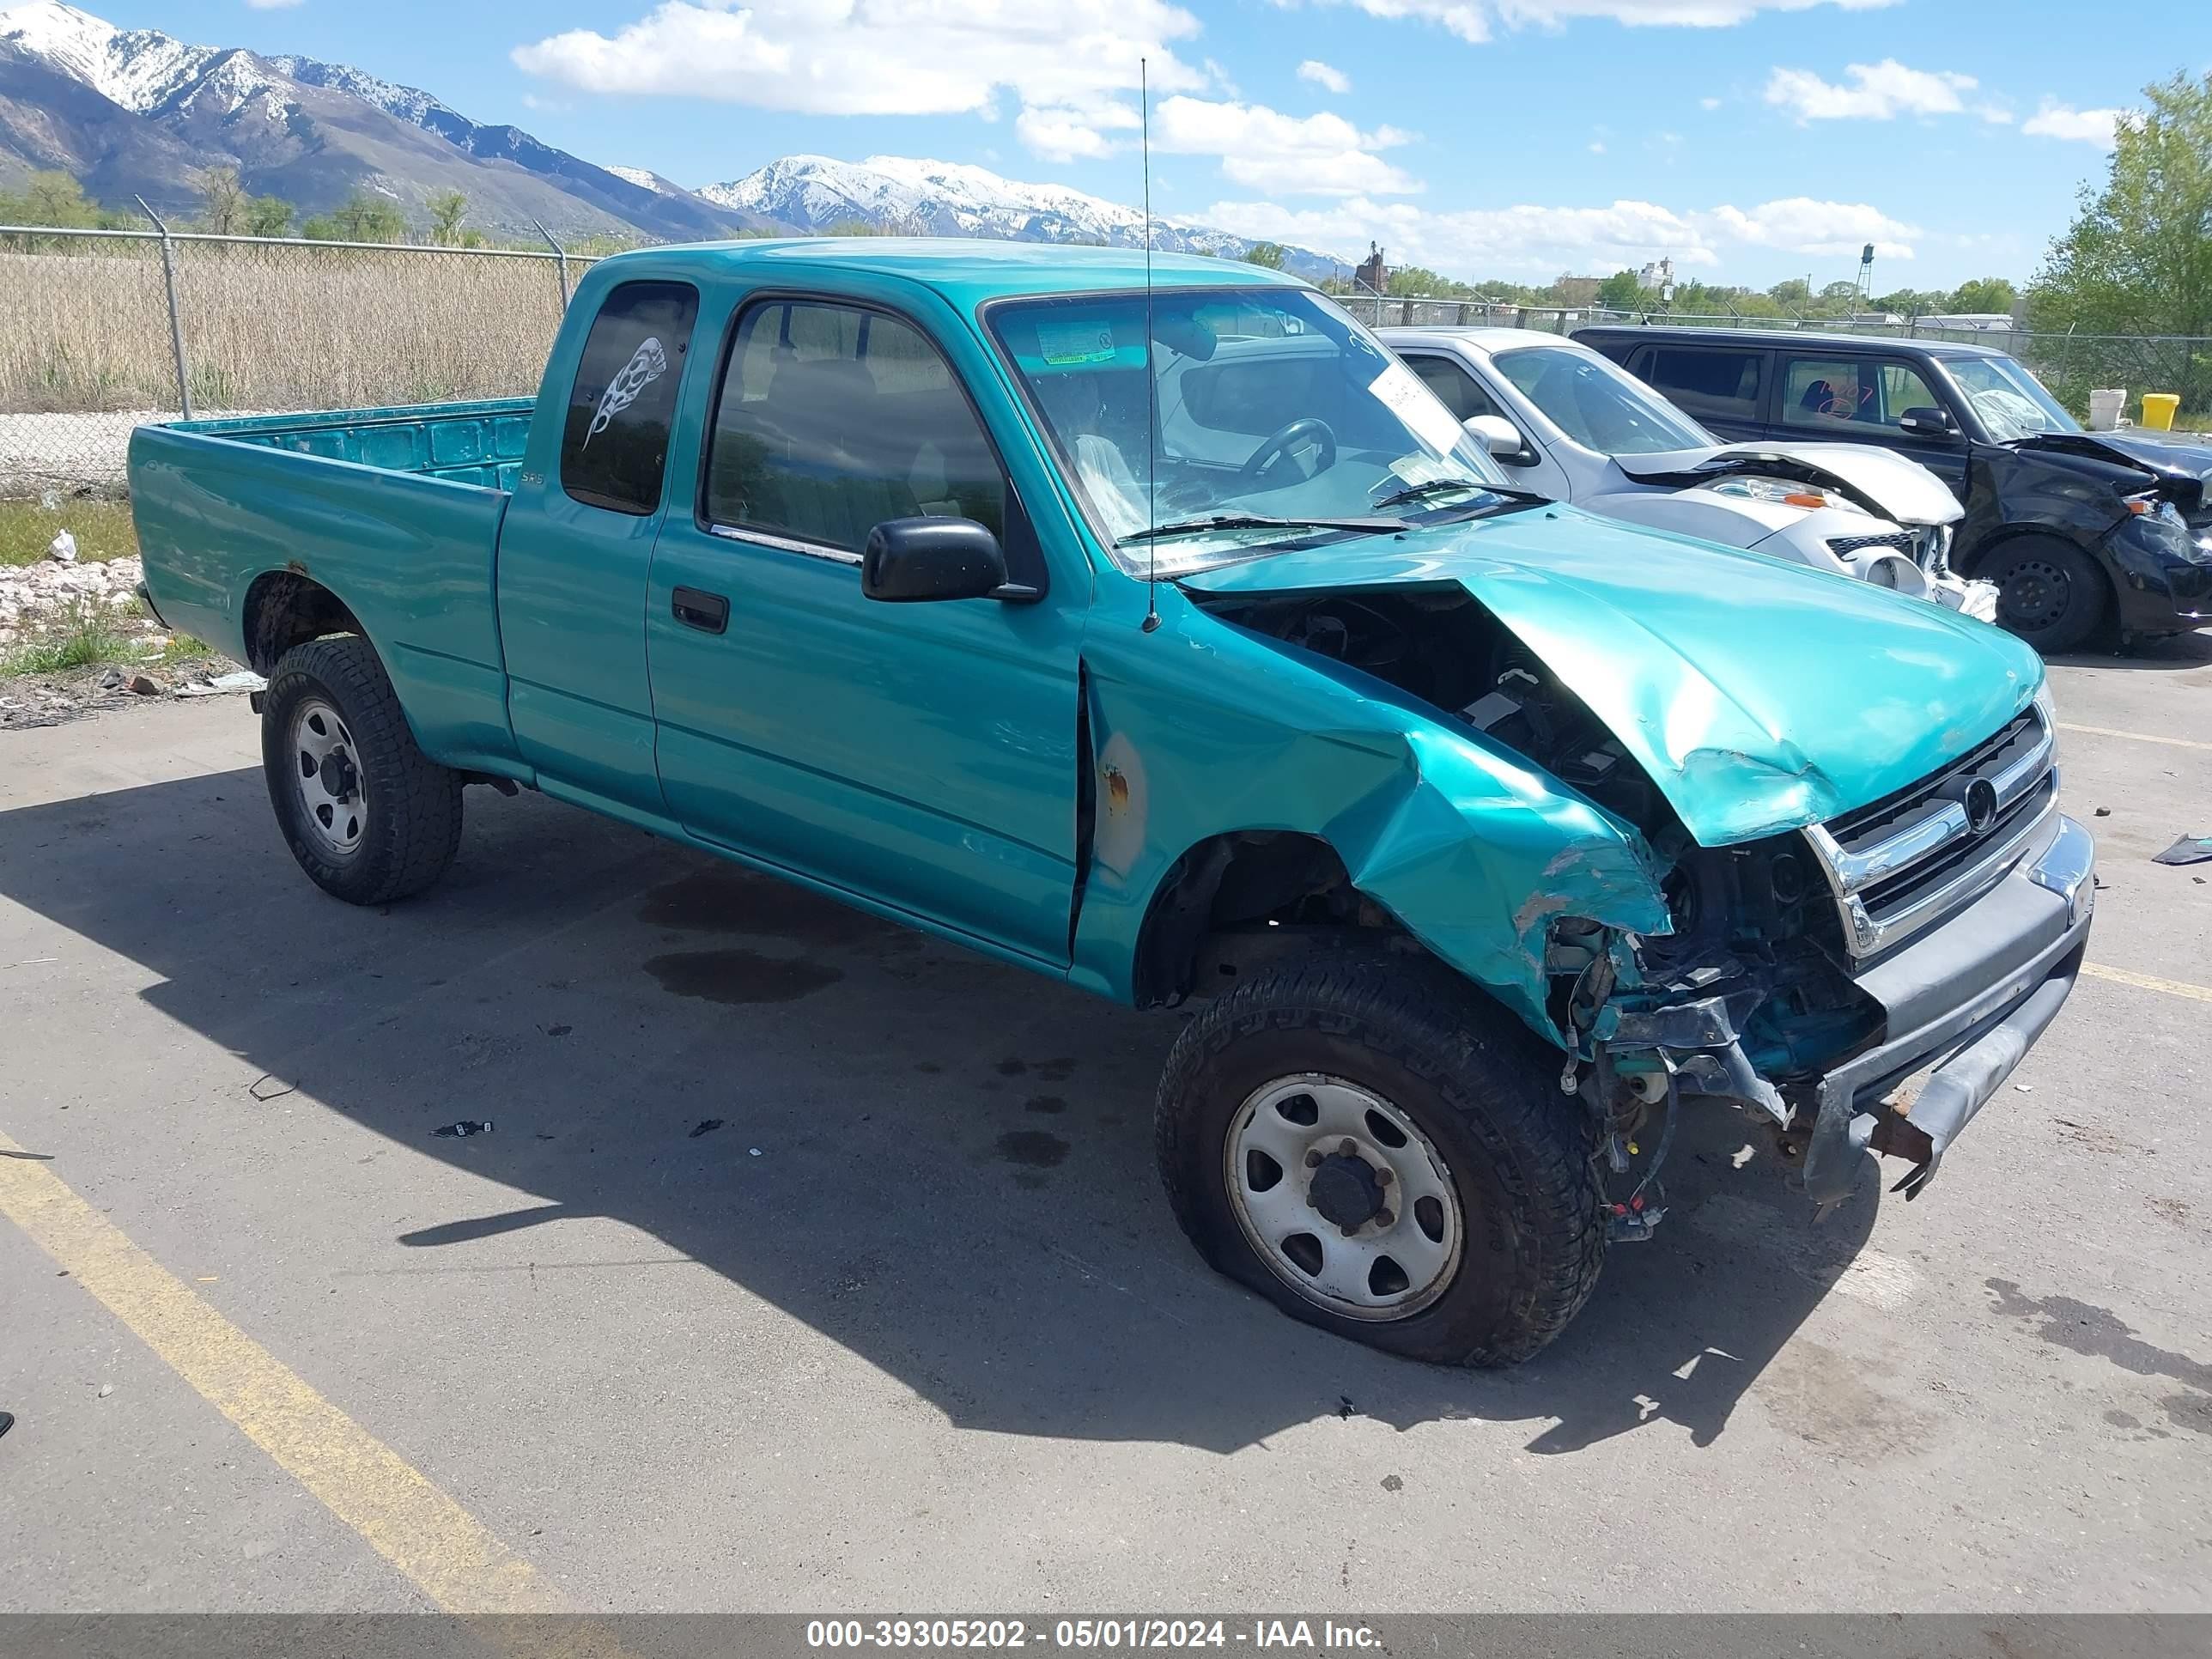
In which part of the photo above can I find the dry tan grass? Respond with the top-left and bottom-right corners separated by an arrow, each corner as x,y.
1,239 -> 588,415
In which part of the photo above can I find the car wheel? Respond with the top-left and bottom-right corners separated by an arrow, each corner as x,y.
1154,954 -> 1605,1367
1981,537 -> 2107,654
261,635 -> 464,905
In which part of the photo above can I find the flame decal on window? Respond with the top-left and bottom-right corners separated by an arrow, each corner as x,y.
584,336 -> 668,449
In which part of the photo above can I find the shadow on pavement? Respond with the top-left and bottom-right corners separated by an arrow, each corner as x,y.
0,767 -> 1880,1456
2048,625 -> 2212,675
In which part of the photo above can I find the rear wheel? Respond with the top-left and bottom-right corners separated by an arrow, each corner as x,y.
1981,536 -> 2106,654
261,635 -> 463,905
1155,955 -> 1605,1367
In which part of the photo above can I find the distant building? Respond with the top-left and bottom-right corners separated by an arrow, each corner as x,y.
1637,257 -> 1674,294
1916,313 -> 2018,333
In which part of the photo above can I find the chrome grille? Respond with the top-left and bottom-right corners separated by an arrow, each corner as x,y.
1803,702 -> 2058,959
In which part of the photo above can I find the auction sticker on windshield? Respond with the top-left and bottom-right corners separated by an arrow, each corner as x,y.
1036,318 -> 1119,368
1368,360 -> 1468,457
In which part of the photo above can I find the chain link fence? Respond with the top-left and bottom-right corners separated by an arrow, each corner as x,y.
9,240 -> 2208,500
1340,294 -> 2212,434
0,225 -> 599,497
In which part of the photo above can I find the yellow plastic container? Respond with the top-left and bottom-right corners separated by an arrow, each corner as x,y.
2142,392 -> 2179,430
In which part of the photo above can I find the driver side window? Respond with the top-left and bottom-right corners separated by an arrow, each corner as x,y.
1403,355 -> 1503,422
704,300 -> 1006,554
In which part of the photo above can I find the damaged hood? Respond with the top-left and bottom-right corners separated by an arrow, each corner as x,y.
1613,441 -> 1963,526
1182,508 -> 2040,847
2015,431 -> 2212,515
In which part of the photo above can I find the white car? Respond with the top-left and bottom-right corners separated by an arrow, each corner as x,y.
1380,326 -> 1997,619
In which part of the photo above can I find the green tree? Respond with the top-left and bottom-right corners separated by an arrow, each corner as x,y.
427,190 -> 468,246
244,195 -> 294,237
3,170 -> 100,228
2029,70 -> 2212,410
197,166 -> 249,234
1241,240 -> 1285,270
1945,276 -> 2018,315
1595,269 -> 1645,309
302,193 -> 409,243
1766,276 -> 1811,308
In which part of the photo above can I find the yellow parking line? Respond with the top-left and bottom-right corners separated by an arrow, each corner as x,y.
2059,720 -> 2212,754
0,1128 -> 608,1626
2082,962 -> 2212,1004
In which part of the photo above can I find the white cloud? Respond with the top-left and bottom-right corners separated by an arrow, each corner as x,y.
1588,140 -> 1605,153
515,1 -> 1395,195
1704,196 -> 1918,258
1204,191 -> 1917,276
1699,95 -> 1722,110
246,0 -> 304,9
1154,96 -> 1418,195
1278,0 -> 1899,48
1763,58 -> 2006,122
514,0 -> 1206,123
2022,100 -> 2123,147
1297,58 -> 1351,94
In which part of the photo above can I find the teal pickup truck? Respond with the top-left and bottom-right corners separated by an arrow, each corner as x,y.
131,241 -> 2094,1365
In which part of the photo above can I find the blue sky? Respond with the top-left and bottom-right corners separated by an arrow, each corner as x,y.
99,0 -> 2205,289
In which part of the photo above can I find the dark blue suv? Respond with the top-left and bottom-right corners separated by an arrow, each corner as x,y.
1577,325 -> 2212,653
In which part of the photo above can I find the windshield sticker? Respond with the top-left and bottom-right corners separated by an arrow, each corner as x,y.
1369,360 -> 1468,459
1387,453 -> 1460,488
1035,318 -> 1119,368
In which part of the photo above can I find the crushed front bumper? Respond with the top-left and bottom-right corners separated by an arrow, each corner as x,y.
1799,813 -> 2095,1206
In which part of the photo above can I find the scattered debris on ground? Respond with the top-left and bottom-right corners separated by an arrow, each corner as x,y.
2152,834 -> 2212,866
689,1118 -> 725,1139
248,1074 -> 297,1103
434,1121 -> 495,1139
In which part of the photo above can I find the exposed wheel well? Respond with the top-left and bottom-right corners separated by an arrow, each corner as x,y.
1131,830 -> 1413,1008
243,572 -> 366,676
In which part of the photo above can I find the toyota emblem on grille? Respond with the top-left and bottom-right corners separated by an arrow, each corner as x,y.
1965,776 -> 2000,835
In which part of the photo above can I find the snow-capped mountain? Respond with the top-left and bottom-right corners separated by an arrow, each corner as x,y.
705,155 -> 1349,280
0,1 -> 767,240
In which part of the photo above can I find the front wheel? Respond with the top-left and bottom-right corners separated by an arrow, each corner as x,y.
1980,536 -> 2107,654
1154,956 -> 1606,1367
261,635 -> 463,905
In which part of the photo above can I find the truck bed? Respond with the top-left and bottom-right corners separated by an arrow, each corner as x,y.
129,398 -> 533,777
175,398 -> 534,491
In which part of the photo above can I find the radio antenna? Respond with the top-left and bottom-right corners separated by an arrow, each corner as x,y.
1139,55 -> 1162,634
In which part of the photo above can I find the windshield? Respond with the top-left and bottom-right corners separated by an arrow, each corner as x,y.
1492,344 -> 1713,454
989,286 -> 1510,574
1947,356 -> 2080,444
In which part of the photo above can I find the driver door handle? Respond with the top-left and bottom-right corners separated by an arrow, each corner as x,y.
672,586 -> 730,635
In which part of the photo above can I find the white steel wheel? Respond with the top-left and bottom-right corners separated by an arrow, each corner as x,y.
290,696 -> 367,859
1224,1073 -> 1465,1321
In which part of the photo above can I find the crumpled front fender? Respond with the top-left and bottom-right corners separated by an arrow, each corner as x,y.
1067,605 -> 1671,1039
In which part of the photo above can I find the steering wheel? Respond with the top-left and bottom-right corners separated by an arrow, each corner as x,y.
1239,417 -> 1338,485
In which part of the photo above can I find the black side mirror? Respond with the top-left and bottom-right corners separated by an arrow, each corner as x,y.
862,517 -> 1037,604
1899,406 -> 1956,438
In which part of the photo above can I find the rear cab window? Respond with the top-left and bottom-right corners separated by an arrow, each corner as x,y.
1635,345 -> 1764,424
559,280 -> 701,515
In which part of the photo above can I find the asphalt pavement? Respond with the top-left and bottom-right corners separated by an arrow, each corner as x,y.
1,631 -> 2207,1615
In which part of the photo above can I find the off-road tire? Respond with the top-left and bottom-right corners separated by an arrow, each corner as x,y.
261,635 -> 463,905
1155,954 -> 1605,1367
1980,535 -> 2107,655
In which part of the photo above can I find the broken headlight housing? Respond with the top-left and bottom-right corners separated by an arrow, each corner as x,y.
1706,476 -> 1870,515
